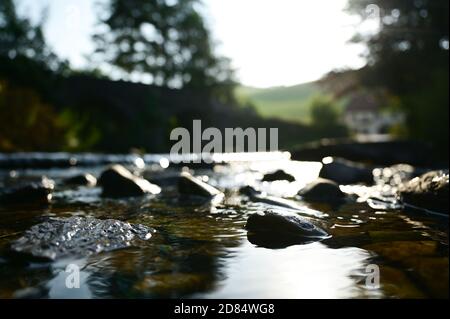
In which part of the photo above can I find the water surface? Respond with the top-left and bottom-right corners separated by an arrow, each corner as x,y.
0,153 -> 448,298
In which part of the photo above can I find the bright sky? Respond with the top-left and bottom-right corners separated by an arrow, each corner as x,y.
18,0 -> 367,88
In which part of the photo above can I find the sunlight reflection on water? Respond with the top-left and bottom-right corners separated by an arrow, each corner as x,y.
1,152 -> 447,299
197,241 -> 379,299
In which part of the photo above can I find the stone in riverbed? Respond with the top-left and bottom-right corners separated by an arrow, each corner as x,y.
239,185 -> 261,197
245,210 -> 328,248
363,240 -> 448,298
0,177 -> 54,206
98,165 -> 161,198
63,173 -> 97,187
178,172 -> 223,198
298,178 -> 346,202
239,185 -> 326,217
262,170 -> 296,182
10,216 -> 155,260
399,170 -> 449,214
319,157 -> 373,185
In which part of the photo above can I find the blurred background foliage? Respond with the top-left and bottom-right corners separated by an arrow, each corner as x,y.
345,0 -> 449,158
0,0 -> 448,159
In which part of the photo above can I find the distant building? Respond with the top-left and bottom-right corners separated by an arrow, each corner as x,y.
343,92 -> 404,135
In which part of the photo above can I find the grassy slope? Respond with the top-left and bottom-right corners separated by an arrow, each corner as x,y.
235,82 -> 323,124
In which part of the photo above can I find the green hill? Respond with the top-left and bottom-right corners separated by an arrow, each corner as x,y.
235,82 -> 324,124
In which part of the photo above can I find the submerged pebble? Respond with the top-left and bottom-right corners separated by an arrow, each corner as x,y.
10,216 -> 156,260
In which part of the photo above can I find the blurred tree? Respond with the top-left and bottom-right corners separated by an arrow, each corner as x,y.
93,0 -> 235,99
0,0 -> 61,70
309,96 -> 347,137
347,0 -> 449,158
0,80 -> 68,151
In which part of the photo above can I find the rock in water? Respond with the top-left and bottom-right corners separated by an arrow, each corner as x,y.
319,157 -> 373,185
245,210 -> 328,248
11,217 -> 155,260
262,170 -> 296,182
399,170 -> 449,214
0,177 -> 54,206
98,165 -> 161,198
298,178 -> 346,202
63,173 -> 97,187
178,172 -> 223,198
239,185 -> 261,197
239,185 -> 326,217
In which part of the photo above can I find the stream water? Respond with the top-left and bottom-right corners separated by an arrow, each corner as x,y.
0,153 -> 448,298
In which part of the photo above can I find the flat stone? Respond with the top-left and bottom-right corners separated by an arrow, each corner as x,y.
98,165 -> 161,198
319,157 -> 373,185
63,173 -> 97,187
298,178 -> 346,202
10,217 -> 156,260
245,210 -> 328,247
178,172 -> 222,198
399,170 -> 449,214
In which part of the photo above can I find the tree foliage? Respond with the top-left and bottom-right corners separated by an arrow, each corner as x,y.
309,95 -> 347,137
0,80 -> 67,151
93,0 -> 234,95
346,0 -> 449,157
0,0 -> 61,70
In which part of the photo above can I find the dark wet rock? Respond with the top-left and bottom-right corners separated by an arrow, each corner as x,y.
319,157 -> 373,185
298,178 -> 346,202
10,217 -> 155,260
239,185 -> 325,217
262,170 -> 295,182
178,172 -> 223,198
0,177 -> 54,206
98,165 -> 161,198
399,170 -> 449,214
143,170 -> 181,187
290,138 -> 438,166
245,210 -> 328,248
239,185 -> 261,197
63,173 -> 97,187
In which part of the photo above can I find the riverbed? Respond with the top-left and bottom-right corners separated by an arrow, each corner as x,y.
0,153 -> 448,298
